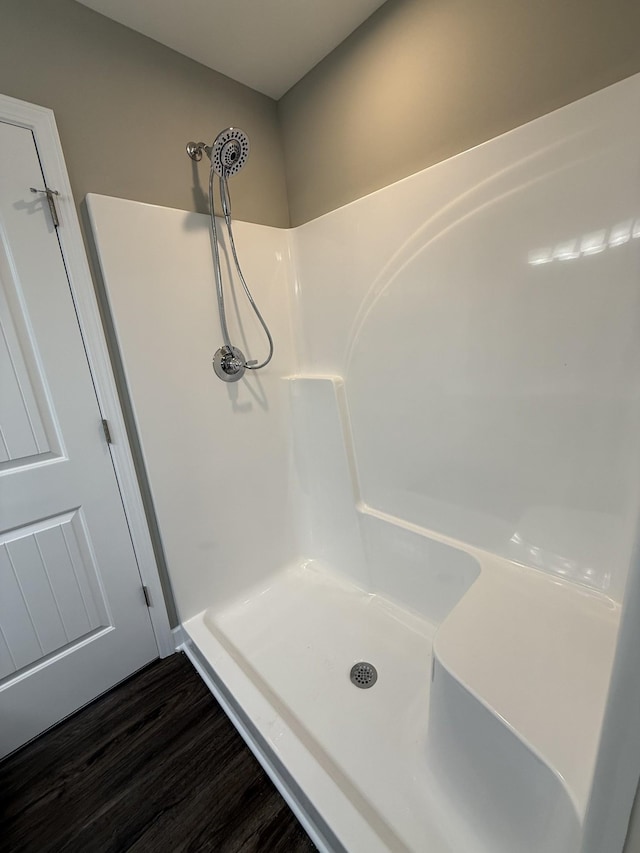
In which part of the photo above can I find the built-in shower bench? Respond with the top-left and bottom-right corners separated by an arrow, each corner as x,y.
294,371 -> 622,846
432,553 -> 620,825
358,501 -> 621,847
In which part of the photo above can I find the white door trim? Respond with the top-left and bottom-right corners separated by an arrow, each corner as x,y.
0,93 -> 174,658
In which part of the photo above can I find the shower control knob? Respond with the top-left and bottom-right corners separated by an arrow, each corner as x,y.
226,355 -> 243,373
213,345 -> 247,383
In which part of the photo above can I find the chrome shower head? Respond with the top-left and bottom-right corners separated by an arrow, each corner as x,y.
211,127 -> 249,177
186,128 -> 250,177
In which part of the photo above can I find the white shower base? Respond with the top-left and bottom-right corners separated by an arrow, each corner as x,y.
183,561 -> 445,852
181,548 -> 619,853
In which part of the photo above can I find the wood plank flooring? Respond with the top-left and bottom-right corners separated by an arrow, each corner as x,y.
0,653 -> 317,853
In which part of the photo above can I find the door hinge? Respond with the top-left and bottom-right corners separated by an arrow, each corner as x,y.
101,418 -> 113,444
142,585 -> 152,607
30,186 -> 60,228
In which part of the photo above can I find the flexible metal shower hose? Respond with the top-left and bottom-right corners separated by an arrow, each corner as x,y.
206,163 -> 274,370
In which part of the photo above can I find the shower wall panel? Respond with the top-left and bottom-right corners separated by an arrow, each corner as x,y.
86,195 -> 299,621
292,73 -> 640,602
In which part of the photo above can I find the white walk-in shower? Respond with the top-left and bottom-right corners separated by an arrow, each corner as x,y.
87,74 -> 640,852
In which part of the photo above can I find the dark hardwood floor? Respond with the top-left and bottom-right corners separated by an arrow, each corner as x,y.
0,653 -> 317,853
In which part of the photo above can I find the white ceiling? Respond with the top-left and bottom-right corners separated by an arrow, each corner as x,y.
75,0 -> 388,99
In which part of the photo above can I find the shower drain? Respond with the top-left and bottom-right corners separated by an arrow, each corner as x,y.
350,661 -> 378,689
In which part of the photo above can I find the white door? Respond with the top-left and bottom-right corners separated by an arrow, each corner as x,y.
0,119 -> 159,757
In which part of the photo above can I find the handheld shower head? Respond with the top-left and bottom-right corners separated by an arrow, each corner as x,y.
211,127 -> 249,177
186,128 -> 249,176
187,127 -> 249,178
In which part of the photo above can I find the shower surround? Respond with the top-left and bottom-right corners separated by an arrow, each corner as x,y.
87,75 -> 640,852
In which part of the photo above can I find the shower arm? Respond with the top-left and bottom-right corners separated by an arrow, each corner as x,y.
186,141 -> 211,162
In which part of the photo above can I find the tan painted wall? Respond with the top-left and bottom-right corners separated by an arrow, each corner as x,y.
278,0 -> 640,225
0,0 -> 289,227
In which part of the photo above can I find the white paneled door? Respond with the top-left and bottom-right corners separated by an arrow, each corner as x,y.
0,119 -> 159,757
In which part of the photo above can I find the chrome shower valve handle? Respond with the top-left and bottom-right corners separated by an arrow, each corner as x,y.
213,345 -> 247,382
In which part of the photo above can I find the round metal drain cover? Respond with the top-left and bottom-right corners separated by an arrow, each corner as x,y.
350,661 -> 377,689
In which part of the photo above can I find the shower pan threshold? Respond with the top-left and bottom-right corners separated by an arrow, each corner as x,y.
182,561 -> 467,853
